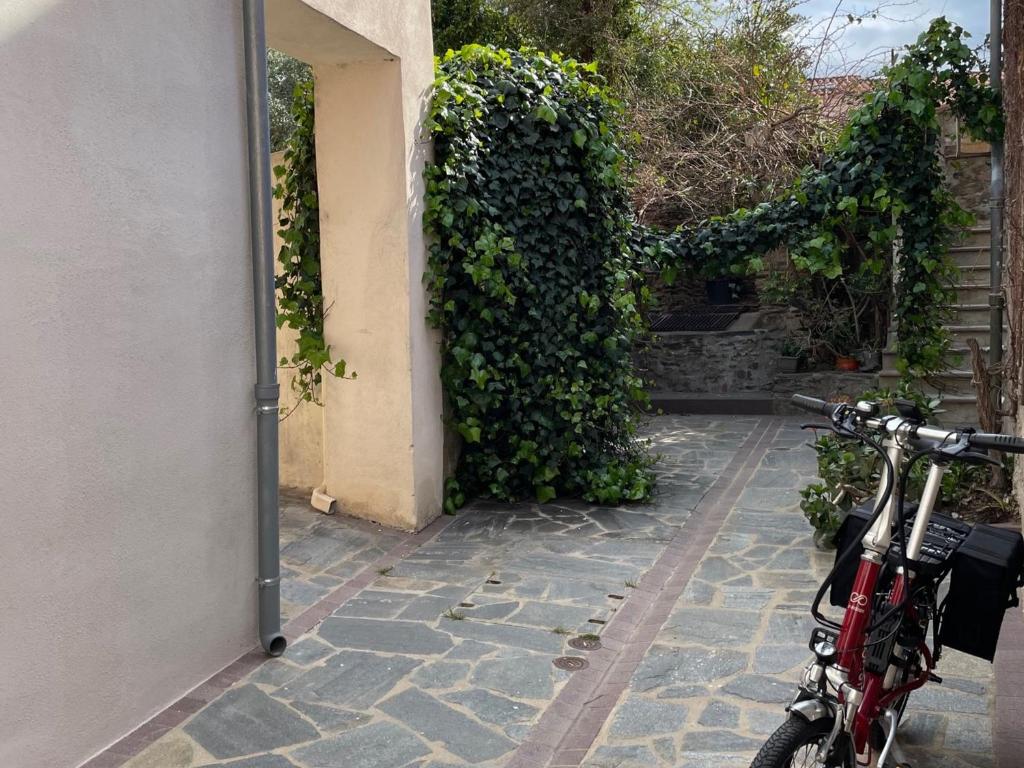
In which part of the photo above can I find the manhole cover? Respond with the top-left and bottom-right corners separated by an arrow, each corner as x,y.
553,656 -> 589,671
568,636 -> 602,652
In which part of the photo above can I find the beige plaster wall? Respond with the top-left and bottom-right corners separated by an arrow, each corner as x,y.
271,151 -> 325,491
268,0 -> 443,530
0,2 -> 257,766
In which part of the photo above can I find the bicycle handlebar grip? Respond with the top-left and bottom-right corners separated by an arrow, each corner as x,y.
790,394 -> 836,417
968,432 -> 1024,454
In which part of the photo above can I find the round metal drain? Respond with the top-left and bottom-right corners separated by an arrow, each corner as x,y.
553,656 -> 589,671
568,635 -> 602,652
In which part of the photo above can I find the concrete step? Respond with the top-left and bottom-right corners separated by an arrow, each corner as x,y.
952,284 -> 992,304
878,368 -> 977,396
954,226 -> 992,249
948,245 -> 991,267
946,324 -> 1008,345
881,345 -> 986,370
946,304 -> 991,325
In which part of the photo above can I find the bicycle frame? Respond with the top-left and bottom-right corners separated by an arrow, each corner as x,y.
832,431 -> 947,757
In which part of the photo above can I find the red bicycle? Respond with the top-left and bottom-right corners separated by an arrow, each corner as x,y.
750,394 -> 1024,768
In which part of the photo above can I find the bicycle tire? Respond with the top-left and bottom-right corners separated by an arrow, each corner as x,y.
748,716 -> 853,768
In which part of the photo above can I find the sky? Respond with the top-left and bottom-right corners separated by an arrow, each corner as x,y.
799,0 -> 992,73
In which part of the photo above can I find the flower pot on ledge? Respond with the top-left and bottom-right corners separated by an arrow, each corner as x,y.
835,355 -> 860,372
779,355 -> 800,374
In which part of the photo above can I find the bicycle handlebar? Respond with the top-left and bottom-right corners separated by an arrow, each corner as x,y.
790,393 -> 1024,454
790,394 -> 839,418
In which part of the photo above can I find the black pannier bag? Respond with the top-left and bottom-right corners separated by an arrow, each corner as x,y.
831,501 -> 919,607
939,524 -> 1024,662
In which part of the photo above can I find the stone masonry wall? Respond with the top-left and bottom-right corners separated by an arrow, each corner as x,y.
642,330 -> 785,394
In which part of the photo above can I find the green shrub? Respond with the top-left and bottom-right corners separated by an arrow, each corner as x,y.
424,46 -> 654,508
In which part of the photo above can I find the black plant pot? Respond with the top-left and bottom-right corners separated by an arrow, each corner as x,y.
705,278 -> 733,305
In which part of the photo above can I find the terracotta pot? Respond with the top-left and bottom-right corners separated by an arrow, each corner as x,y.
835,355 -> 860,372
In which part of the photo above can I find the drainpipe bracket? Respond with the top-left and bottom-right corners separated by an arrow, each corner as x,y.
258,576 -> 281,589
255,383 -> 280,402
989,293 -> 1006,308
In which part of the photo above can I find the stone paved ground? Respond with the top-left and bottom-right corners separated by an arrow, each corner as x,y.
583,419 -> 996,768
119,416 -> 754,768
110,416 -> 1000,768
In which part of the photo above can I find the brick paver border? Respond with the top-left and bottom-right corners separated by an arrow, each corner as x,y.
506,417 -> 783,768
79,513 -> 458,768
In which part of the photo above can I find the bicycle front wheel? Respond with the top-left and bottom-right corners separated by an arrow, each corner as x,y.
749,716 -> 853,768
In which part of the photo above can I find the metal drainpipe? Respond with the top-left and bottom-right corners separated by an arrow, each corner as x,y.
242,0 -> 286,657
990,0 -> 1006,423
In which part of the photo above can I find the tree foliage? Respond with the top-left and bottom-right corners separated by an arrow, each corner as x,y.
273,81 -> 351,410
268,49 -> 311,151
425,47 -> 654,507
648,19 -> 1002,377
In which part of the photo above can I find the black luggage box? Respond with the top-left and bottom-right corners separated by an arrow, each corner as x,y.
939,524 -> 1024,661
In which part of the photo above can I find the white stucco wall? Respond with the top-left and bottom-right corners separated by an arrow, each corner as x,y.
0,3 -> 257,766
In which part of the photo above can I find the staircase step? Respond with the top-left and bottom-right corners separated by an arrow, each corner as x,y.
955,226 -> 992,248
952,284 -> 991,303
948,245 -> 992,267
946,304 -> 991,324
879,368 -> 977,396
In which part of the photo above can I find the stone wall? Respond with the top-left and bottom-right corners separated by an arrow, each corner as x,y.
642,328 -> 876,413
642,329 -> 785,394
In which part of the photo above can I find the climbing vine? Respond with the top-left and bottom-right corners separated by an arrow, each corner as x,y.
273,80 -> 351,409
425,46 -> 654,507
649,19 -> 1002,378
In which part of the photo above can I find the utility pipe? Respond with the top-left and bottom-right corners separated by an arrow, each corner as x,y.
990,0 -> 1006,423
242,0 -> 286,657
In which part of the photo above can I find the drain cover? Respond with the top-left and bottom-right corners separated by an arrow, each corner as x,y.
568,636 -> 602,652
553,656 -> 589,671
650,310 -> 741,332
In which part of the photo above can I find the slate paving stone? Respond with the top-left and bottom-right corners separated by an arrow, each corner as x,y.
722,674 -> 800,705
462,600 -> 520,620
379,687 -> 517,762
471,655 -> 555,699
441,617 -> 566,654
683,730 -> 764,751
290,701 -> 370,732
443,688 -> 539,726
336,590 -> 415,618
410,660 -> 471,689
698,700 -> 740,728
753,645 -> 812,674
197,757 -> 297,768
507,600 -> 597,631
584,744 -> 658,767
632,646 -> 749,689
291,721 -> 430,768
608,697 -> 687,737
249,660 -> 302,687
663,607 -> 760,646
317,617 -> 454,655
444,639 -> 497,660
280,579 -> 330,607
284,637 -> 334,666
276,650 -> 420,709
183,685 -> 318,759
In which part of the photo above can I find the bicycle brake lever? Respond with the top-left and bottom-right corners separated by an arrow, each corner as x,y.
955,451 -> 1002,467
800,422 -> 833,431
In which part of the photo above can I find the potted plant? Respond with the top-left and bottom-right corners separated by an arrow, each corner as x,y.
819,308 -> 860,371
857,345 -> 882,372
779,337 -> 804,373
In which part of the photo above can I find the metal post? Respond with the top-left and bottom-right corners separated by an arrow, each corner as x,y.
242,0 -> 286,657
990,0 -> 1006,424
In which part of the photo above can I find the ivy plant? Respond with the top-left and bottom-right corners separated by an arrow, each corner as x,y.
425,46 -> 654,508
648,18 -> 1002,379
273,80 -> 352,411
